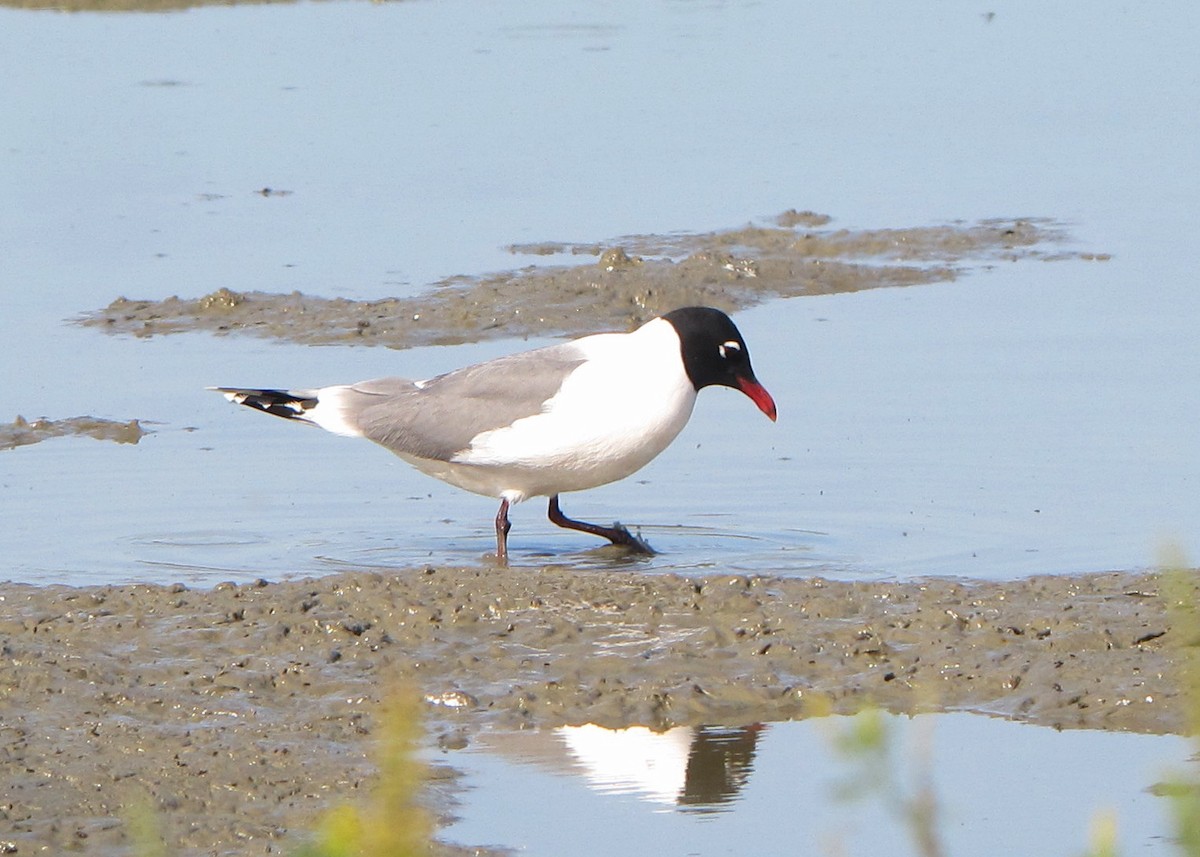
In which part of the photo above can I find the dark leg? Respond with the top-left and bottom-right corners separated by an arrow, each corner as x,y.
547,495 -> 654,554
494,498 -> 512,563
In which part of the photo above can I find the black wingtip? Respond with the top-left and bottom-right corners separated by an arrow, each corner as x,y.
214,387 -> 317,421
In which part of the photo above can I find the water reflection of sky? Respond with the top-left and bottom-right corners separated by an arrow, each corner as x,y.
2,0 -> 1198,583
442,714 -> 1189,856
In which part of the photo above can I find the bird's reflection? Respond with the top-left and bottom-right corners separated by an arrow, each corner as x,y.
482,722 -> 765,813
675,723 -> 764,811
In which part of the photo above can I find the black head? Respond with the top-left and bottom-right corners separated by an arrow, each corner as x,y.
662,307 -> 777,421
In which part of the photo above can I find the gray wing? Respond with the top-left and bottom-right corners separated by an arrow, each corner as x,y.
352,341 -> 586,461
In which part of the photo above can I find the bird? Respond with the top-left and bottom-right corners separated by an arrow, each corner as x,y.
212,306 -> 776,562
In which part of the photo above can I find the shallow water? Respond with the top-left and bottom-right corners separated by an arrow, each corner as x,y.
441,714 -> 1189,857
3,1 -> 1198,585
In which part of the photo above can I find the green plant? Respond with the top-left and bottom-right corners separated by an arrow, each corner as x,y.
127,793 -> 169,857
1156,550 -> 1200,857
295,691 -> 432,857
830,707 -> 945,857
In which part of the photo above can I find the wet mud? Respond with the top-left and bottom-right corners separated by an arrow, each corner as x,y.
0,567 -> 1188,855
76,212 -> 1092,349
0,415 -> 147,450
2,0 -> 293,12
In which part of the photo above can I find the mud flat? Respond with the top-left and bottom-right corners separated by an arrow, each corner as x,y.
0,567 -> 1188,855
0,415 -> 147,451
76,212 -> 1093,349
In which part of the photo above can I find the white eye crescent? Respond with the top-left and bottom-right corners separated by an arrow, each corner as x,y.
718,340 -> 741,359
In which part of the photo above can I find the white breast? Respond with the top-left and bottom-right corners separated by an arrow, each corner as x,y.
448,318 -> 697,501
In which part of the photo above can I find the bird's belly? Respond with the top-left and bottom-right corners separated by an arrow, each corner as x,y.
398,459 -> 611,502
406,387 -> 697,502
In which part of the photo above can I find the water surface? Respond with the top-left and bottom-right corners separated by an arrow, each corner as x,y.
2,1 -> 1197,583
440,714 -> 1188,856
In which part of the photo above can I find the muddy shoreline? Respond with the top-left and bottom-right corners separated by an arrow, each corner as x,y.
0,415 -> 147,451
0,567 -> 1189,855
75,212 -> 1092,350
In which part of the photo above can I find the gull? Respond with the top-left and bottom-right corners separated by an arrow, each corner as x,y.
213,306 -> 776,561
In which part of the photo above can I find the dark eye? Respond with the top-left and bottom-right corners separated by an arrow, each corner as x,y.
718,340 -> 742,359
